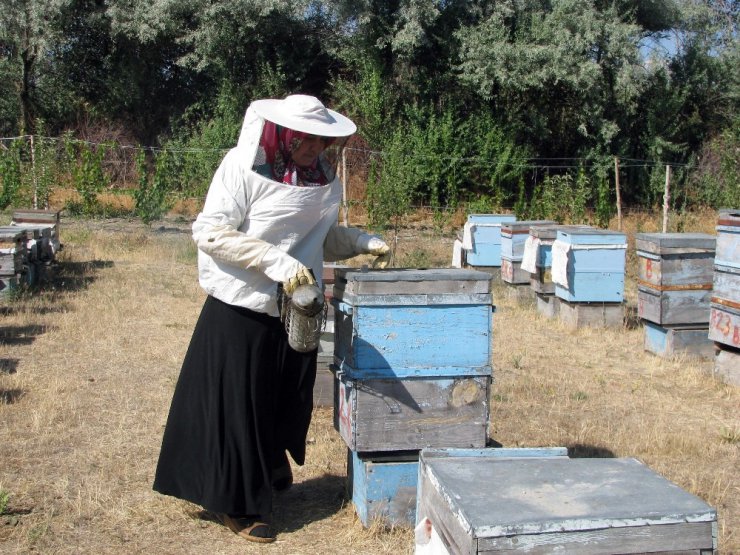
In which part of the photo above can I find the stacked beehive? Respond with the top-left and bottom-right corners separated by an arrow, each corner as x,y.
499,220 -> 555,303
331,268 -> 493,527
709,210 -> 740,386
636,233 -> 716,358
551,228 -> 627,328
460,214 -> 516,277
521,224 -> 591,318
416,451 -> 717,554
0,227 -> 28,294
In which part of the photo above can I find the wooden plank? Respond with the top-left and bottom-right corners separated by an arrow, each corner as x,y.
477,522 -> 715,554
336,374 -> 490,452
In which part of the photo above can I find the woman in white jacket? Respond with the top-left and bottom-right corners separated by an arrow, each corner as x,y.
153,95 -> 389,543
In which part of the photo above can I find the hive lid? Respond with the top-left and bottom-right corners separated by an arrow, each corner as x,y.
635,232 -> 716,254
333,268 -> 492,304
501,220 -> 557,234
529,224 -> 592,240
466,214 -> 517,226
421,456 -> 716,540
556,228 -> 626,244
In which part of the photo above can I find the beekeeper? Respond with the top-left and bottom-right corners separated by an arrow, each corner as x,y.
153,94 -> 389,544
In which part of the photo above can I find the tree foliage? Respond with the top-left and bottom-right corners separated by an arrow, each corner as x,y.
0,0 -> 736,222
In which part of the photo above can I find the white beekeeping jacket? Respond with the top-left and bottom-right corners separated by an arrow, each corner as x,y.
192,105 -> 363,316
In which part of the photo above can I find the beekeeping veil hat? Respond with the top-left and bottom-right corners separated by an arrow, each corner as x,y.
251,94 -> 356,137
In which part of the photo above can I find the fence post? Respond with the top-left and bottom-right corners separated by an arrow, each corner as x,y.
614,156 -> 622,231
30,135 -> 38,209
341,149 -> 349,226
662,164 -> 671,233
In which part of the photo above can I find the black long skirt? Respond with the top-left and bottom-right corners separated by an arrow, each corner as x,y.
152,295 -> 317,517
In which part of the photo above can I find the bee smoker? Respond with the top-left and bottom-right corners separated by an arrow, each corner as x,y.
278,282 -> 327,353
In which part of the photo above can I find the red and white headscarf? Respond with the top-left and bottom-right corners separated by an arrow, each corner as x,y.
252,121 -> 336,187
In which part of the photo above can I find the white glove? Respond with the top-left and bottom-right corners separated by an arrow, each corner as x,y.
355,233 -> 390,256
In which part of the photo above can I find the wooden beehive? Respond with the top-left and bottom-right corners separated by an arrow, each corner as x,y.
463,214 -> 516,267
416,454 -> 717,554
710,211 -> 740,350
11,209 -> 61,256
644,321 -> 715,359
525,225 -> 592,294
0,227 -> 28,277
636,233 -> 715,326
553,228 -> 626,303
331,268 -> 494,452
500,220 -> 556,284
332,268 -> 493,379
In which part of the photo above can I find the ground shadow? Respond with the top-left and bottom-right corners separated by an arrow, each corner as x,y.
274,474 -> 347,533
567,444 -> 616,458
0,388 -> 25,404
0,358 -> 19,374
189,474 -> 347,535
44,260 -> 114,294
0,325 -> 50,346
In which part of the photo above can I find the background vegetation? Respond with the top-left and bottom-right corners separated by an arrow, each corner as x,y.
1,0 -> 738,226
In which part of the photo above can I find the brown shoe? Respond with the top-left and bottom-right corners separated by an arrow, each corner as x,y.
217,514 -> 275,544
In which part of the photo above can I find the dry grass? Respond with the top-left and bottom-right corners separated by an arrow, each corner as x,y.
0,211 -> 737,554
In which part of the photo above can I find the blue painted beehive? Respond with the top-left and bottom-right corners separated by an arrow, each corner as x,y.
331,268 -> 493,379
331,268 -> 493,452
552,228 -> 627,303
522,225 -> 592,294
463,214 -> 516,267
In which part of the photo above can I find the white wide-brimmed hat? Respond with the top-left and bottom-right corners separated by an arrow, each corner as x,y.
251,94 -> 357,137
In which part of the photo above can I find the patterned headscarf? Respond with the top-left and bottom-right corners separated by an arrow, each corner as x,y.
252,121 -> 336,187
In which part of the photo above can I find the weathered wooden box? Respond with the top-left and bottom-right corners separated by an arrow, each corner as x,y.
0,227 -> 28,277
636,233 -> 715,326
332,268 -> 493,379
416,455 -> 717,554
553,228 -> 626,303
715,209 -> 739,269
334,371 -> 490,452
349,447 -> 570,530
347,450 -> 419,527
11,209 -> 61,256
463,214 -> 516,267
644,321 -> 714,359
524,225 -> 591,294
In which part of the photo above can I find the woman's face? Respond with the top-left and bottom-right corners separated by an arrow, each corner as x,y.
291,135 -> 327,167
